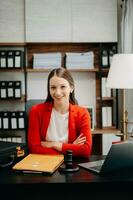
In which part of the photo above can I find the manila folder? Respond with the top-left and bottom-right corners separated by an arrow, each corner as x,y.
12,154 -> 64,174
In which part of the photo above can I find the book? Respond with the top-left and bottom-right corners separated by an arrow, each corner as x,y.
12,154 -> 64,174
102,106 -> 112,127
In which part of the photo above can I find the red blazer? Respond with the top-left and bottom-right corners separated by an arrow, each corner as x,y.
28,102 -> 92,158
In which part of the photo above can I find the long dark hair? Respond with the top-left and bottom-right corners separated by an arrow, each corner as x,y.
45,68 -> 77,104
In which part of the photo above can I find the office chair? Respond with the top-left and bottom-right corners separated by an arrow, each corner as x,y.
25,99 -> 45,143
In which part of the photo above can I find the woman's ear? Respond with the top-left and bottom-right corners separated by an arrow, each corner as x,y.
70,86 -> 74,93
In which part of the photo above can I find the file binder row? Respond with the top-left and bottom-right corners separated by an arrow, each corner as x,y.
101,45 -> 117,67
0,81 -> 22,99
0,111 -> 25,130
0,136 -> 22,143
0,50 -> 23,68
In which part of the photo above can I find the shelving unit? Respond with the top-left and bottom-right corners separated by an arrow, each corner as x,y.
0,43 -> 26,143
25,42 -> 121,154
0,42 -> 121,153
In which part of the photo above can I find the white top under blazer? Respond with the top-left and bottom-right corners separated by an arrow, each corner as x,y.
46,108 -> 69,143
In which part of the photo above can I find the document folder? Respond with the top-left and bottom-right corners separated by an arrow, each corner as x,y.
7,51 -> 14,68
14,50 -> 22,68
12,154 -> 64,174
7,81 -> 14,98
0,51 -> 7,68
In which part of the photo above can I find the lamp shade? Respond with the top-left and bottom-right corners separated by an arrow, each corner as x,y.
106,54 -> 133,89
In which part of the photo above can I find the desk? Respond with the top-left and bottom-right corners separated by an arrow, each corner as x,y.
0,155 -> 133,200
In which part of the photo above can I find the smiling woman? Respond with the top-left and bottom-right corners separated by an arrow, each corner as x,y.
28,67 -> 92,158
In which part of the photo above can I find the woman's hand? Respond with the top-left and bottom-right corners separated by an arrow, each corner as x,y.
73,133 -> 86,145
41,141 -> 62,152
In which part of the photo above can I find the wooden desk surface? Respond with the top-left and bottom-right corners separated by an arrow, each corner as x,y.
0,155 -> 133,200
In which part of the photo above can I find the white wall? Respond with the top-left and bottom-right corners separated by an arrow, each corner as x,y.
25,0 -> 117,42
0,0 -> 25,42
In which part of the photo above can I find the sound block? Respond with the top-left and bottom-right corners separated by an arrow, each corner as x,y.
58,164 -> 79,173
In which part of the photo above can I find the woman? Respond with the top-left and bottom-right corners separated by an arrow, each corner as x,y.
28,67 -> 92,158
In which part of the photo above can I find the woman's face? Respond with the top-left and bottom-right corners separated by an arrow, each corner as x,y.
49,75 -> 73,104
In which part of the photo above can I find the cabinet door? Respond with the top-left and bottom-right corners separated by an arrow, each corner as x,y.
25,0 -> 72,42
0,0 -> 24,42
72,0 -> 117,42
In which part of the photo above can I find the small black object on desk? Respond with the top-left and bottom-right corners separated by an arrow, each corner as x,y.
58,150 -> 79,173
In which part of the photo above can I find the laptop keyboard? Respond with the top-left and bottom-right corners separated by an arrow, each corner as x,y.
78,159 -> 105,171
90,165 -> 102,171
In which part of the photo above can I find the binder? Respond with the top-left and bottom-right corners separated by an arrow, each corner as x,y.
0,51 -> 7,68
102,107 -> 107,127
0,82 -> 2,98
14,50 -> 22,68
7,81 -> 14,98
109,50 -> 114,66
10,112 -> 17,130
101,77 -> 106,97
7,51 -> 14,68
2,112 -> 10,130
101,49 -> 108,67
17,111 -> 25,129
0,112 -> 2,129
14,81 -> 21,98
0,81 -> 7,98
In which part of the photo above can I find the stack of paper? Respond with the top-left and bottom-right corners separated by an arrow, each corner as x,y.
33,53 -> 62,69
66,51 -> 94,69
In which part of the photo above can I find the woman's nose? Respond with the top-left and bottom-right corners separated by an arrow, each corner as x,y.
55,88 -> 61,95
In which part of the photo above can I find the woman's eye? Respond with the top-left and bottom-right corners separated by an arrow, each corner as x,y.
61,85 -> 66,89
50,87 -> 56,90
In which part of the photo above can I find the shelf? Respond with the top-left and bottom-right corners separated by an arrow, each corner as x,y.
0,69 -> 24,72
0,43 -> 26,47
97,97 -> 115,101
67,68 -> 98,72
92,127 -> 121,135
26,68 -> 99,72
0,95 -> 26,103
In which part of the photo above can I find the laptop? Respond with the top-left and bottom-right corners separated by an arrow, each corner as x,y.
78,141 -> 133,174
12,154 -> 64,174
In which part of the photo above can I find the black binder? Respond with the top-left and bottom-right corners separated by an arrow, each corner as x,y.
2,112 -> 10,130
0,112 -> 2,129
17,111 -> 25,129
0,81 -> 7,98
10,112 -> 17,130
14,50 -> 22,68
7,51 -> 14,68
0,51 -> 7,68
14,81 -> 21,98
101,49 -> 109,67
7,81 -> 14,98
